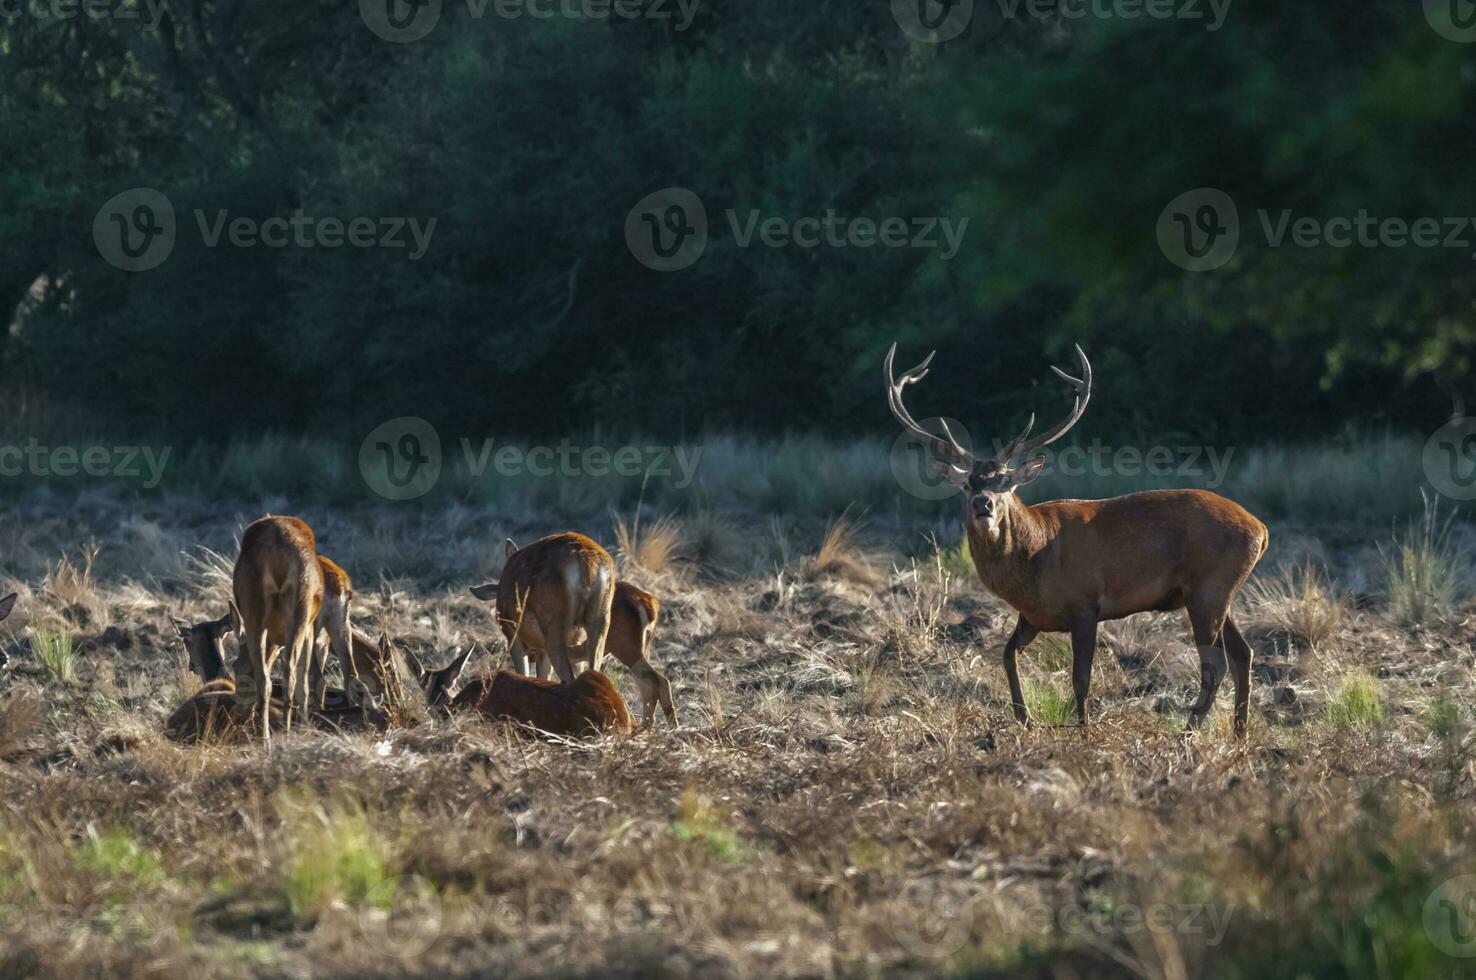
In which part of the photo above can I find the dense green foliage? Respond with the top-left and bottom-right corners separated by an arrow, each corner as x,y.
2,0 -> 1471,443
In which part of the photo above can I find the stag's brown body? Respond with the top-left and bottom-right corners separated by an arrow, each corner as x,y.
886,344 -> 1268,736
470,533 -> 616,684
451,669 -> 633,736
232,515 -> 324,742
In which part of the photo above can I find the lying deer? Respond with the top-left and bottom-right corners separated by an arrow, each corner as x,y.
467,534 -> 616,684
233,515 -> 324,742
885,343 -> 1268,737
407,645 -> 633,736
470,577 -> 675,727
175,612 -> 392,707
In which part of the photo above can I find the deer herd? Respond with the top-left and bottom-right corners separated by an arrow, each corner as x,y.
5,342 -> 1271,744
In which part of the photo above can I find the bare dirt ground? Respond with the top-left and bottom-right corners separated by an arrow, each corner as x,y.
0,495 -> 1473,978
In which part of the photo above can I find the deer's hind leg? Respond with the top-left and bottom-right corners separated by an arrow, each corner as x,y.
1223,617 -> 1253,738
1185,594 -> 1233,731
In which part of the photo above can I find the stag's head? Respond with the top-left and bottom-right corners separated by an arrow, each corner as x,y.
884,343 -> 1092,532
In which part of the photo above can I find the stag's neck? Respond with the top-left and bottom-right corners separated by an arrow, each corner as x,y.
964,498 -> 1052,609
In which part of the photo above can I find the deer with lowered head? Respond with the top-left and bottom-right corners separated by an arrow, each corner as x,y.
885,343 -> 1268,737
471,575 -> 675,728
232,515 -> 324,742
467,533 -> 616,685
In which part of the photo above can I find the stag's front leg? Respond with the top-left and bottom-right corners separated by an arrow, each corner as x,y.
1002,616 -> 1037,725
1069,618 -> 1098,729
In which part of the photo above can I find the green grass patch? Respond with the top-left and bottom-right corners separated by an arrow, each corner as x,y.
280,800 -> 396,923
30,628 -> 77,685
1023,680 -> 1076,727
1324,674 -> 1384,731
671,788 -> 747,864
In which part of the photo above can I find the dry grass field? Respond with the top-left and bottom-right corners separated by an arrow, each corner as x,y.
0,483 -> 1473,978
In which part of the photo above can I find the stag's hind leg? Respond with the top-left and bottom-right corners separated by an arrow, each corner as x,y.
1223,616 -> 1253,738
1185,595 -> 1232,731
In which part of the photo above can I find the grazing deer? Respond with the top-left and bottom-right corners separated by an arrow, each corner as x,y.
173,610 -> 235,683
885,344 -> 1268,736
470,577 -> 674,727
311,556 -> 365,707
407,645 -> 633,736
467,533 -> 616,685
232,516 -> 325,742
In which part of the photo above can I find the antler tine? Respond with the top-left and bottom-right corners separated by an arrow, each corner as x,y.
884,343 -> 973,465
995,412 -> 1036,464
1011,343 -> 1093,459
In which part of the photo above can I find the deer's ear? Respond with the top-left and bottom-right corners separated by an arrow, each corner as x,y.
931,459 -> 971,489
469,582 -> 499,601
442,647 -> 474,688
0,593 -> 19,622
504,538 -> 519,558
1009,455 -> 1048,489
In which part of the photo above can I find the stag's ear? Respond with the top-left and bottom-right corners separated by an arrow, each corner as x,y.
1009,455 -> 1048,490
469,582 -> 499,601
0,593 -> 18,622
931,459 -> 971,490
504,538 -> 519,558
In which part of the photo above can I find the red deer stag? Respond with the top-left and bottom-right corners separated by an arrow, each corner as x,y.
408,645 -> 633,737
884,343 -> 1268,736
467,533 -> 616,684
232,516 -> 324,742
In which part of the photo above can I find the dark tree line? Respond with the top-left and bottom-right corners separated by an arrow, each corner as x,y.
1,0 -> 1471,444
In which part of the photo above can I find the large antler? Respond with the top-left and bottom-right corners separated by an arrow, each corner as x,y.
996,344 -> 1092,463
884,343 -> 974,468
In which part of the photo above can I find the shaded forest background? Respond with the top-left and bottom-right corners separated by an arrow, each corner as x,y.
3,0 -> 1474,446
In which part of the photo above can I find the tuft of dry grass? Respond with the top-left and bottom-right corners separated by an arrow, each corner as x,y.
808,514 -> 879,587
1245,562 -> 1348,650
613,512 -> 683,575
